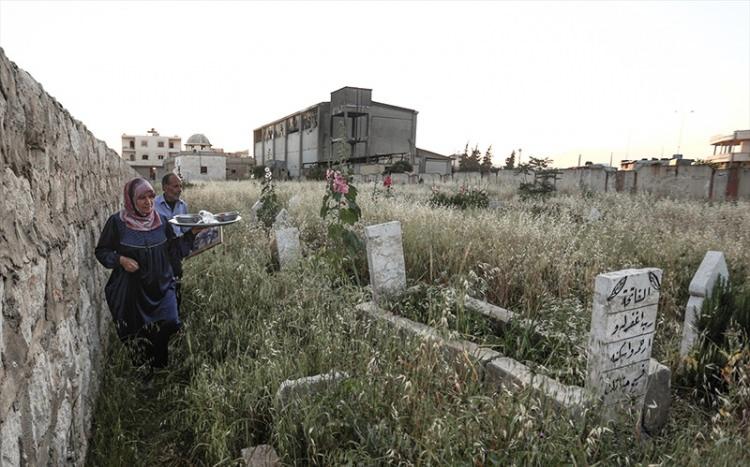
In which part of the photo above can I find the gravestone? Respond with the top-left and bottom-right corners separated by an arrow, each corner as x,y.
273,208 -> 290,229
586,268 -> 662,418
250,200 -> 263,222
679,251 -> 728,358
586,207 -> 602,222
274,227 -> 301,270
364,221 -> 407,303
288,195 -> 301,210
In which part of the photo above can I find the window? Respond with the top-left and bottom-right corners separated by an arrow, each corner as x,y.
158,154 -> 164,160
169,142 -> 174,149
130,154 -> 135,161
140,140 -> 147,147
142,154 -> 148,160
200,166 -> 208,174
129,141 -> 134,148
157,141 -> 164,148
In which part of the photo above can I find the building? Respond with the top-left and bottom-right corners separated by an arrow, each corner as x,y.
225,150 -> 255,180
163,133 -> 226,182
415,148 -> 452,175
705,129 -> 750,168
620,154 -> 694,171
253,87 -> 418,178
121,128 -> 181,180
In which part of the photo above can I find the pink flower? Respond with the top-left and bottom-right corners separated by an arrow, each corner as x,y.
383,175 -> 393,187
326,169 -> 334,181
332,172 -> 349,194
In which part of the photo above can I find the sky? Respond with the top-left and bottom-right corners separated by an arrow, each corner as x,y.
0,0 -> 748,168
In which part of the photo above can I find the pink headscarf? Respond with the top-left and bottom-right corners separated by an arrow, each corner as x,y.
119,178 -> 162,231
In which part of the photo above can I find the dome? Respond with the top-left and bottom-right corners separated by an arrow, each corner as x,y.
186,134 -> 211,146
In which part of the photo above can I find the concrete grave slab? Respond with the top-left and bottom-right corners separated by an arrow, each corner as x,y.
364,221 -> 407,303
276,371 -> 349,407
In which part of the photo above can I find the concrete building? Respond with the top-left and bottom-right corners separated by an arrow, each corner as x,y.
163,133 -> 226,182
253,87 -> 418,178
706,129 -> 750,168
121,128 -> 181,180
415,148 -> 452,175
620,154 -> 694,171
226,150 -> 255,180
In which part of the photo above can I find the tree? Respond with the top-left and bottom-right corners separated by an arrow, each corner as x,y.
516,156 -> 560,200
504,150 -> 516,170
480,145 -> 494,173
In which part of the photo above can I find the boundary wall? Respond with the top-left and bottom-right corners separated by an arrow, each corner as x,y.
0,48 -> 135,465
354,165 -> 750,200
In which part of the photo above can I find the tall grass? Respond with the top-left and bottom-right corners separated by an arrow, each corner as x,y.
87,181 -> 750,465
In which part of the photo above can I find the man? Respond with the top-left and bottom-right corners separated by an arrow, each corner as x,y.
155,173 -> 189,304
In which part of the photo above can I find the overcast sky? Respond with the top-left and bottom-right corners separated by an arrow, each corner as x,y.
1,0 -> 748,167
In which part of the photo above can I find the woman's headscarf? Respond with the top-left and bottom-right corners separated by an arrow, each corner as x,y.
120,178 -> 162,231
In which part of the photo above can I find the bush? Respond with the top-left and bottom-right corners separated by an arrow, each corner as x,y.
306,165 -> 328,181
386,160 -> 413,174
252,165 -> 267,180
429,186 -> 489,209
680,279 -> 750,415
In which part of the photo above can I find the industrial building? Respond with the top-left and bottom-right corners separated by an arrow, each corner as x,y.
253,87 -> 449,177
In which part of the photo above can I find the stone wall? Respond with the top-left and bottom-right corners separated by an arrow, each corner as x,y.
372,165 -> 750,201
0,48 -> 135,465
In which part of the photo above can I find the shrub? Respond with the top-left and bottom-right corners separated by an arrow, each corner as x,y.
429,186 -> 489,209
252,165 -> 267,180
387,160 -> 413,174
680,279 -> 750,416
306,164 -> 328,181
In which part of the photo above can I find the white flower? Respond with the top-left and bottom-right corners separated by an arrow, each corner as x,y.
264,167 -> 271,173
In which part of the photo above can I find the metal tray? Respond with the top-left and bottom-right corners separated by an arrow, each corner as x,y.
169,212 -> 242,227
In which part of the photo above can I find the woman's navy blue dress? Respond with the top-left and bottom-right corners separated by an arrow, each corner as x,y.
95,213 -> 194,340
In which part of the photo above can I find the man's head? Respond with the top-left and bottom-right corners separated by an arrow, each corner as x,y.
161,173 -> 183,202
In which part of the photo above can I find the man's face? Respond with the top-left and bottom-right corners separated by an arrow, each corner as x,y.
163,175 -> 183,202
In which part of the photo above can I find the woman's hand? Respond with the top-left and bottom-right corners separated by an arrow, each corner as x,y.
119,255 -> 140,273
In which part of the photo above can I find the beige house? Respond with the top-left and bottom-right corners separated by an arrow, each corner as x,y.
706,129 -> 750,168
121,128 -> 181,180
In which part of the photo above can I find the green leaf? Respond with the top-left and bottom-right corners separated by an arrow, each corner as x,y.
339,208 -> 358,225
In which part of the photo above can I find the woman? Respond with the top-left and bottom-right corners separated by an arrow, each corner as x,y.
95,177 -> 201,370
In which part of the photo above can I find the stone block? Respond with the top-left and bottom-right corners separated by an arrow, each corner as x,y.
276,371 -> 349,407
273,208 -> 290,229
364,221 -> 406,302
679,295 -> 704,357
250,200 -> 263,222
241,444 -> 281,467
274,227 -> 300,270
688,251 -> 728,297
642,358 -> 671,435
587,268 -> 662,414
586,207 -> 602,222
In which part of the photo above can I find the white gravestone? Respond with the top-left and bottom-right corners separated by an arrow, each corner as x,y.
250,200 -> 263,222
273,208 -> 290,228
364,221 -> 407,303
275,227 -> 301,270
586,268 -> 663,415
679,251 -> 728,358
